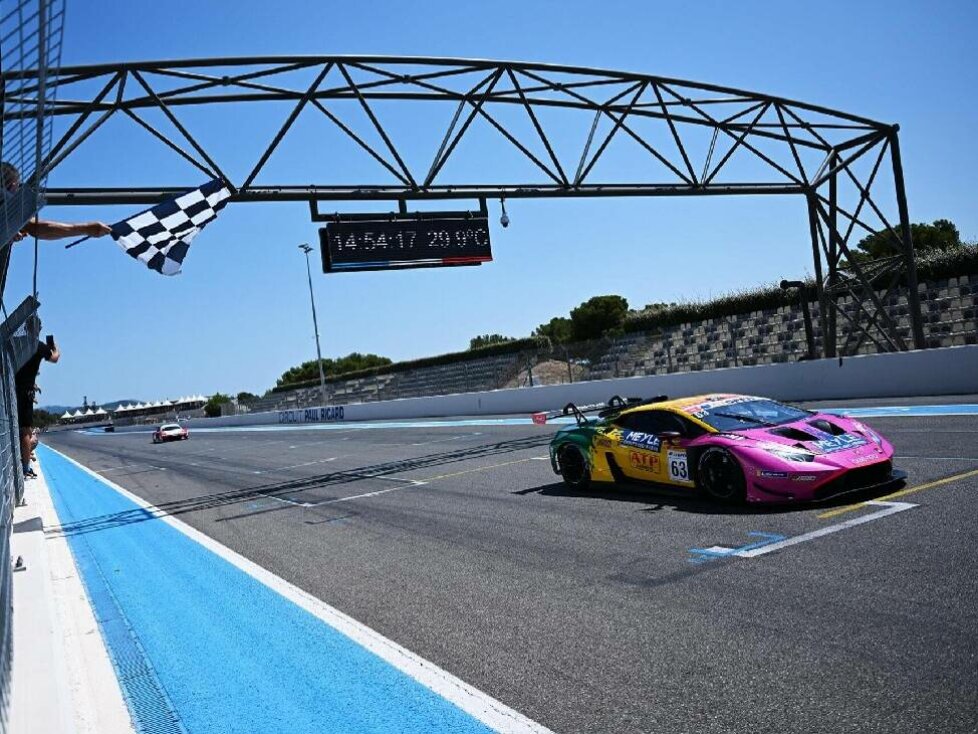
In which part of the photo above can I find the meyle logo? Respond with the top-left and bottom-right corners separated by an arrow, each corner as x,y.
813,433 -> 867,453
620,431 -> 661,452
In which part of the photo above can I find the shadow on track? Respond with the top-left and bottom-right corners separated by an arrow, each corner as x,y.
48,434 -> 552,537
515,477 -> 908,516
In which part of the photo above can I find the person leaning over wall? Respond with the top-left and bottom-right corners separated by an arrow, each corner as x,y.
2,162 -> 111,242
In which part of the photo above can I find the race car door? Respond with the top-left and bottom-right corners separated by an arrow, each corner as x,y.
612,410 -> 693,486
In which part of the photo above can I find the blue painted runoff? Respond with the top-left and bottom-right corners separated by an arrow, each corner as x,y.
823,404 -> 978,418
38,444 -> 493,734
77,403 -> 978,439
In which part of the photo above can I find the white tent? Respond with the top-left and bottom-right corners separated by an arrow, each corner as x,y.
135,403 -> 145,409
72,410 -> 83,418
84,408 -> 95,416
96,408 -> 107,415
60,411 -> 71,419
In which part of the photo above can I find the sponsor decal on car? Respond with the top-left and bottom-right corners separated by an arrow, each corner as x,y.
791,475 -> 818,482
629,450 -> 661,474
757,470 -> 789,478
667,449 -> 691,482
682,395 -> 753,416
812,433 -> 867,454
850,452 -> 882,464
619,430 -> 661,452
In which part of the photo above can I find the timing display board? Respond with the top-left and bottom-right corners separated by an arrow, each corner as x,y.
320,217 -> 492,273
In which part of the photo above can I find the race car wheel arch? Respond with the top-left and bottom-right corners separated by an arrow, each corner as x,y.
697,447 -> 746,503
557,444 -> 591,490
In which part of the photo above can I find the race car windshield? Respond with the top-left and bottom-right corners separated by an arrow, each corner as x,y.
695,399 -> 810,431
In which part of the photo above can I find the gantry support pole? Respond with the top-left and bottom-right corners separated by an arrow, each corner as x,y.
889,130 -> 926,350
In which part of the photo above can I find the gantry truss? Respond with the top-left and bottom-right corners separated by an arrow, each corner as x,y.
1,56 -> 924,354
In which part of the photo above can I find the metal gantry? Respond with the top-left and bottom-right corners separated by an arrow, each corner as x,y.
1,56 -> 924,354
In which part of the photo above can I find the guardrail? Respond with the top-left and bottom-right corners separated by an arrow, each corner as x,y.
100,346 -> 978,434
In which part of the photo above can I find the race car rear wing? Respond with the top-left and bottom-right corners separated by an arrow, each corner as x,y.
531,395 -> 668,426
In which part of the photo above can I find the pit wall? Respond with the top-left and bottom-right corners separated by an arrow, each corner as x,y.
104,345 -> 977,433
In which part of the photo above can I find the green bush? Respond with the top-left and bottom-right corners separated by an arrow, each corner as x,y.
204,392 -> 232,417
272,336 -> 551,393
624,245 -> 978,334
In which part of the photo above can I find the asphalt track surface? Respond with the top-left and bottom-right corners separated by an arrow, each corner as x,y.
44,398 -> 978,734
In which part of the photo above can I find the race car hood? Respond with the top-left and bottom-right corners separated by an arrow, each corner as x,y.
714,413 -> 891,466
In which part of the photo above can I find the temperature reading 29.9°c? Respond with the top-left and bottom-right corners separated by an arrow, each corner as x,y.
320,216 -> 493,273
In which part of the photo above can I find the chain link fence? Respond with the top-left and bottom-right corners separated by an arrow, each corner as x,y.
0,0 -> 66,727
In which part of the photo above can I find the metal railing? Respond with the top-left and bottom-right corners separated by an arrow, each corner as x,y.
0,1 -> 65,728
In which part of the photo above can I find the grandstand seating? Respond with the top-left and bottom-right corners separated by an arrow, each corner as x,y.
237,273 -> 977,415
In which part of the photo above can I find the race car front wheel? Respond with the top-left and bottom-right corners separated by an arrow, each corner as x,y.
558,445 -> 591,490
697,447 -> 745,503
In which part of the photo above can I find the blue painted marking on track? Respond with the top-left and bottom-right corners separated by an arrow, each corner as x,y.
823,404 -> 978,418
38,444 -> 494,734
688,531 -> 787,564
74,403 -> 978,439
76,415 -> 579,436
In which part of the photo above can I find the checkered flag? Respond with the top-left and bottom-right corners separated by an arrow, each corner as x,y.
110,179 -> 231,275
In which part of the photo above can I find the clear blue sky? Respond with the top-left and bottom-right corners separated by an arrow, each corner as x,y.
8,0 -> 977,407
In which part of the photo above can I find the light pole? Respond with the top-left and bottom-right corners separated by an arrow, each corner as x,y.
299,244 -> 327,407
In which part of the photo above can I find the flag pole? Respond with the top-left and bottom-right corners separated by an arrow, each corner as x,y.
64,235 -> 91,249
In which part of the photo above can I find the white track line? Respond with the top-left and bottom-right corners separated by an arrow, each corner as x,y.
252,457 -> 336,475
44,445 -> 553,734
307,484 -> 424,507
736,500 -> 917,558
894,455 -> 978,461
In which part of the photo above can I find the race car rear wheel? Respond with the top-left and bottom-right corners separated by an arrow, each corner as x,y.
558,445 -> 591,490
697,447 -> 745,503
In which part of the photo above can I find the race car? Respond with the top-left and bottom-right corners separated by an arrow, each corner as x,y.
542,393 -> 898,503
152,423 -> 189,444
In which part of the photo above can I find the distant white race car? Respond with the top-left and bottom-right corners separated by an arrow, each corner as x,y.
152,423 -> 189,444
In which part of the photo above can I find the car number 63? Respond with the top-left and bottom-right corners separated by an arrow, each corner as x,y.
668,450 -> 689,481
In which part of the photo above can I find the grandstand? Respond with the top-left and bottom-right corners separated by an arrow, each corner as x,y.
234,271 -> 977,415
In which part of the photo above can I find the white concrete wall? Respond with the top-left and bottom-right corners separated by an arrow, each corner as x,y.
107,345 -> 977,433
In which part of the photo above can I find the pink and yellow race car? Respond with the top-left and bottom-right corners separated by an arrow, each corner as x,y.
544,393 -> 898,503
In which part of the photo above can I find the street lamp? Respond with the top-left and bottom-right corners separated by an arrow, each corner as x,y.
299,244 -> 328,407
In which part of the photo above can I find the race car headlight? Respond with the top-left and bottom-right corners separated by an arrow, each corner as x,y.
763,447 -> 816,463
864,429 -> 884,446
853,422 -> 883,446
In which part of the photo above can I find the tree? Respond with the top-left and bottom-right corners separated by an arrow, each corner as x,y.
856,219 -> 962,259
33,409 -> 58,429
469,334 -> 514,350
569,295 -> 629,341
533,317 -> 573,345
236,391 -> 259,402
276,352 -> 392,386
640,301 -> 677,314
204,392 -> 232,418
